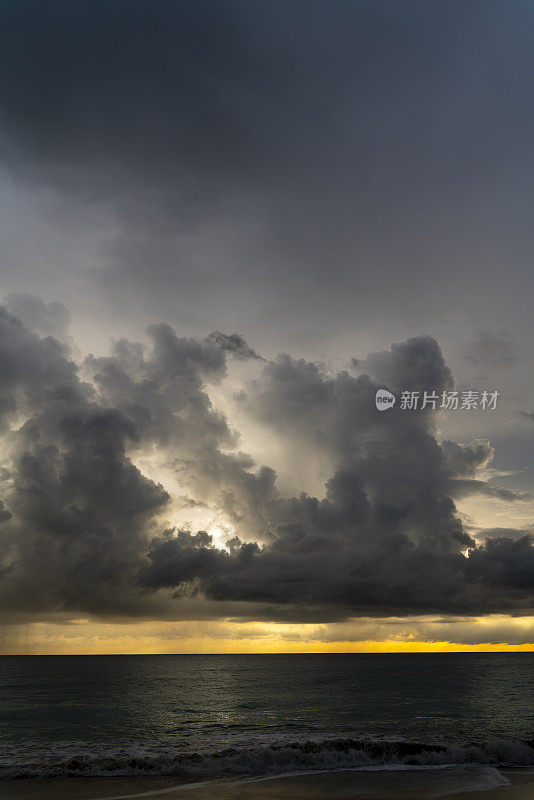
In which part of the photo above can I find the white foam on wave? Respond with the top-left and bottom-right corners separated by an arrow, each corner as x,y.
0,736 -> 532,780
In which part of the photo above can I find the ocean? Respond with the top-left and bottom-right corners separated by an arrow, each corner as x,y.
0,653 -> 533,783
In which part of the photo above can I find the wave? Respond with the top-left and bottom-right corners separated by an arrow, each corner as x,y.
1,736 -> 533,779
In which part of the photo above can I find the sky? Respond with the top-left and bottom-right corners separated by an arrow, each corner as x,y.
0,0 -> 533,654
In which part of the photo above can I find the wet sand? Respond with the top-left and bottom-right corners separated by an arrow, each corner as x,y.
1,769 -> 533,800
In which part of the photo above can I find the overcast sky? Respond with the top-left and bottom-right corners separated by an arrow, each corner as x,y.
0,1 -> 533,653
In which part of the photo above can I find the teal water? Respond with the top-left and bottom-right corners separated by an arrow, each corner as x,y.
0,654 -> 533,778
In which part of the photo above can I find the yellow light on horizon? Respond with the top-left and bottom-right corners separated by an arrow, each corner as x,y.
2,615 -> 533,655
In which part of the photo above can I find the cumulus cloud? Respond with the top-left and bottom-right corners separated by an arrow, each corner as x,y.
0,298 -> 532,622
363,336 -> 454,397
3,293 -> 71,341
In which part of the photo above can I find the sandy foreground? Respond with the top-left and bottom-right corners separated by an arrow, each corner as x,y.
1,769 -> 533,800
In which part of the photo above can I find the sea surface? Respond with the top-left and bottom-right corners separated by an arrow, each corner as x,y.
0,653 -> 533,781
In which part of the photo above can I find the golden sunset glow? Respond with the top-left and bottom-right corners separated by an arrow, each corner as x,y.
4,616 -> 533,655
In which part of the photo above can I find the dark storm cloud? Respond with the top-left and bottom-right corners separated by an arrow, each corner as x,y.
466,535 -> 534,592
2,0 -> 534,345
138,333 -> 534,615
0,302 -> 236,615
1,300 -> 533,620
0,306 -> 173,614
0,0 -> 532,629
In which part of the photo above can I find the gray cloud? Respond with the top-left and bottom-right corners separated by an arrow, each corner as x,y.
3,293 -> 71,341
466,535 -> 534,594
447,479 -> 526,502
442,439 -> 494,478
442,438 -> 528,502
0,300 -> 533,622
363,336 -> 454,397
475,527 -> 532,542
463,330 -> 518,370
208,331 -> 264,361
0,307 -> 173,615
1,0 -> 534,359
139,334 -> 534,615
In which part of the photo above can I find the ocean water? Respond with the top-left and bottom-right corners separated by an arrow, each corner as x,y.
0,653 -> 533,780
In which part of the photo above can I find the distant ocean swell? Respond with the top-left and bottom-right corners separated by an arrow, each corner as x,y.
1,737 -> 533,779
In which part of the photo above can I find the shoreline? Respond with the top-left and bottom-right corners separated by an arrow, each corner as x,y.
1,767 -> 534,800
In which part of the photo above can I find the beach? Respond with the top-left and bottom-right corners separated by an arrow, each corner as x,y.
1,768 -> 534,800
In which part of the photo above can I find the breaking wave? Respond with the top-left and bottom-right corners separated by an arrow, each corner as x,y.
1,736 -> 533,779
